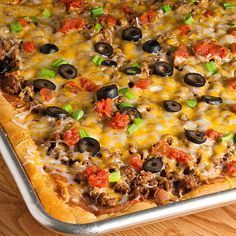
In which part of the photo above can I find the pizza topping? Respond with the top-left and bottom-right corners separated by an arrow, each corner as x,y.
45,106 -> 68,118
142,40 -> 161,53
174,45 -> 190,58
122,27 -> 142,42
228,77 -> 236,89
40,88 -> 56,102
163,100 -> 182,113
154,61 -> 173,77
0,60 -> 11,76
58,64 -> 78,79
96,84 -> 118,101
206,129 -> 222,141
60,17 -> 85,33
226,161 -> 236,176
201,95 -> 223,105
63,127 -> 80,146
22,41 -> 36,53
95,98 -> 113,117
177,25 -> 191,36
101,60 -> 117,67
142,158 -> 163,173
33,79 -> 56,92
135,79 -> 151,90
80,77 -> 98,92
94,42 -> 113,57
77,137 -> 100,156
39,43 -> 59,54
120,107 -> 141,122
110,112 -> 129,129
185,130 -> 207,144
184,73 -> 206,87
122,66 -> 141,75
130,154 -> 143,171
98,14 -> 117,27
139,10 -> 157,25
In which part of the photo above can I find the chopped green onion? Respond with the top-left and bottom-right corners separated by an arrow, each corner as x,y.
72,109 -> 84,120
61,104 -> 73,114
186,99 -> 197,108
25,16 -> 37,22
108,171 -> 121,183
42,8 -> 51,17
218,133 -> 234,142
223,2 -> 235,9
79,129 -> 90,138
91,7 -> 104,17
52,58 -> 68,68
39,68 -> 56,79
132,62 -> 140,67
119,102 -> 134,110
183,14 -> 194,24
162,5 -> 172,13
205,61 -> 217,74
10,22 -> 22,33
92,55 -> 104,66
124,91 -> 136,100
119,87 -> 129,94
133,117 -> 143,126
94,23 -> 102,31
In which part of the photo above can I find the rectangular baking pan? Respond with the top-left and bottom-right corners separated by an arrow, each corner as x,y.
0,126 -> 236,236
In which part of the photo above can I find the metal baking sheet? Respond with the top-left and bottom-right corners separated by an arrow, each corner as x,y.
0,126 -> 236,235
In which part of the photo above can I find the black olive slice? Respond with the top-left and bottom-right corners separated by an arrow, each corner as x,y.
185,130 -> 207,144
122,27 -> 142,42
122,66 -> 141,75
184,73 -> 206,87
101,60 -> 117,67
33,79 -> 56,92
201,95 -> 223,105
39,43 -> 59,54
0,59 -> 10,75
77,137 -> 100,156
45,106 -> 68,118
142,40 -> 161,53
154,61 -> 173,77
96,84 -> 118,101
94,42 -> 113,57
143,158 -> 163,173
163,100 -> 182,112
58,64 -> 77,79
120,107 -> 141,121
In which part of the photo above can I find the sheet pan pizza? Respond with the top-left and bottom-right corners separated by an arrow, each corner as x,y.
0,0 -> 236,223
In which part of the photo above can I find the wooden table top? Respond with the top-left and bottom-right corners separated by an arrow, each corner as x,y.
0,155 -> 236,236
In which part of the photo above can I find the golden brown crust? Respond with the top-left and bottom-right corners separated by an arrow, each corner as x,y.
0,92 -> 235,223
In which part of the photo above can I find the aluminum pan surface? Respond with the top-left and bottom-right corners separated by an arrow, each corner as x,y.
0,127 -> 236,235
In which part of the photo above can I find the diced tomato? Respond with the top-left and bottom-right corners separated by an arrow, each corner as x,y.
231,43 -> 236,54
121,4 -> 133,14
39,88 -> 56,102
19,18 -> 28,27
177,25 -> 191,36
174,45 -> 190,58
140,10 -> 157,25
169,148 -> 191,164
84,165 -> 99,176
60,17 -> 85,33
99,14 -> 117,27
229,27 -> 236,36
206,129 -> 222,141
231,104 -> 236,113
228,77 -> 236,89
64,81 -> 81,94
22,41 -> 36,53
227,161 -> 236,176
61,0 -> 85,9
95,98 -> 113,117
63,127 -> 80,146
194,40 -> 229,58
152,141 -> 171,156
152,141 -> 191,163
135,79 -> 151,90
110,112 -> 129,129
87,168 -> 109,188
204,10 -> 213,18
130,155 -> 143,171
80,77 -> 98,92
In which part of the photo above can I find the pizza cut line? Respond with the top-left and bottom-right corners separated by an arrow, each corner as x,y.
0,0 -> 236,223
